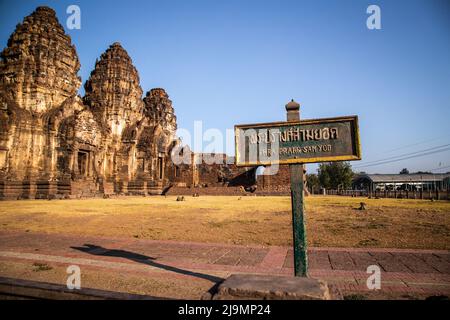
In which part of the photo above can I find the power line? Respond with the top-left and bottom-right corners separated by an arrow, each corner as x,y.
354,147 -> 450,169
429,165 -> 450,172
355,144 -> 450,167
382,135 -> 447,154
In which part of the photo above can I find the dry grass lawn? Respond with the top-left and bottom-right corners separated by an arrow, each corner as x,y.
0,196 -> 449,249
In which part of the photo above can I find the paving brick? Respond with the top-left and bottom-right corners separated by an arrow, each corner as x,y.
259,247 -> 287,270
328,251 -> 356,271
237,248 -> 268,267
434,253 -> 450,263
369,252 -> 411,273
395,253 -> 438,274
414,253 -> 450,274
348,251 -> 378,271
0,230 -> 449,297
283,249 -> 294,268
309,250 -> 332,270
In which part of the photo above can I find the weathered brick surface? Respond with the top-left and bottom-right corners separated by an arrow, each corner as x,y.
0,231 -> 449,297
414,253 -> 450,274
396,253 -> 439,274
328,251 -> 356,271
308,250 -> 333,270
256,166 -> 291,195
369,252 -> 412,273
348,252 -> 379,271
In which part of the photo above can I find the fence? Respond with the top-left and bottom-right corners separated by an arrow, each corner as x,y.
319,189 -> 450,200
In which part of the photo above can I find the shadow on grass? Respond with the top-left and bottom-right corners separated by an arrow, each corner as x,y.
71,244 -> 224,283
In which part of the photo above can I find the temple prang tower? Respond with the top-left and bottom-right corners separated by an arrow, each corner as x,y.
0,6 -> 85,198
0,6 -> 179,199
0,5 -> 269,200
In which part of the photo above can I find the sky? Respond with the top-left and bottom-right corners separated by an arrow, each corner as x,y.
1,0 -> 449,174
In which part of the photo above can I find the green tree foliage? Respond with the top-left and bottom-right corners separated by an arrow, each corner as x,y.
306,173 -> 320,193
318,162 -> 354,189
399,168 -> 409,174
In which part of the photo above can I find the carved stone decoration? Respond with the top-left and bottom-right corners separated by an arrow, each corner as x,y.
0,6 -> 81,114
0,6 -> 85,199
83,42 -> 144,137
74,110 -> 102,147
0,5 -> 257,199
143,88 -> 177,134
112,87 -> 179,192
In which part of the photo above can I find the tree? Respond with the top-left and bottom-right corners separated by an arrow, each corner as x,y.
318,162 -> 354,189
399,168 -> 409,174
306,174 -> 320,193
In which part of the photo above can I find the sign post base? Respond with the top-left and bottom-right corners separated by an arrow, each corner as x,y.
204,274 -> 332,300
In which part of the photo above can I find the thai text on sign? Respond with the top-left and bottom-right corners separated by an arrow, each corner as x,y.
235,116 -> 361,166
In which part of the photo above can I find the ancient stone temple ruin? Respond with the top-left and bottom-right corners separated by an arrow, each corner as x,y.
0,6 -> 291,200
0,7 -> 180,199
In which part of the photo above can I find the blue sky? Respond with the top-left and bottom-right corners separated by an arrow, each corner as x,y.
1,0 -> 449,174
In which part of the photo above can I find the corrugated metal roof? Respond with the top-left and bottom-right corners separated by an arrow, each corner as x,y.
355,173 -> 450,183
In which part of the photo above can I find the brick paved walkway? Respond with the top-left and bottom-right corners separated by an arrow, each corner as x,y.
0,231 -> 448,298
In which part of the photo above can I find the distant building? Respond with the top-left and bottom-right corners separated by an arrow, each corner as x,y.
352,173 -> 450,192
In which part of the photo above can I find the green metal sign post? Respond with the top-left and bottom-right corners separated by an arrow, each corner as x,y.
286,99 -> 308,277
289,162 -> 308,276
234,99 -> 361,277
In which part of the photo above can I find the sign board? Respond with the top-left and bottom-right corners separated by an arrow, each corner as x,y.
235,115 -> 361,166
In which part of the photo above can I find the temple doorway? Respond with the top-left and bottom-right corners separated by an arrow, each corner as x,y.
78,151 -> 89,176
